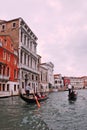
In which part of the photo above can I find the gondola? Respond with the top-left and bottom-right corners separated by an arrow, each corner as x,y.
19,93 -> 48,104
68,91 -> 77,101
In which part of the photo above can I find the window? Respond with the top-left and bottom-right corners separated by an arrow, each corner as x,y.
30,41 -> 32,50
2,84 -> 5,91
18,85 -> 19,89
24,35 -> 26,45
7,67 -> 9,76
31,57 -> 32,68
32,75 -> 34,80
28,55 -> 29,66
3,66 -> 6,75
22,82 -> 24,89
14,85 -> 16,91
27,38 -> 29,47
24,53 -> 26,65
36,76 -> 38,81
55,80 -> 57,84
2,24 -> 6,31
4,39 -> 7,46
22,71 -> 24,78
7,84 -> 9,91
12,22 -> 16,28
34,44 -> 36,53
20,50 -> 23,63
41,72 -> 42,81
14,69 -> 16,79
41,85 -> 43,89
21,31 -> 23,42
7,53 -> 10,62
3,51 -> 6,60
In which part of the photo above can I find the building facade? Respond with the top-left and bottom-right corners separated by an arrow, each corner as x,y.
82,76 -> 87,88
39,65 -> 49,92
63,76 -> 87,90
0,18 -> 39,94
70,77 -> 84,89
40,62 -> 54,91
54,74 -> 64,91
0,35 -> 18,96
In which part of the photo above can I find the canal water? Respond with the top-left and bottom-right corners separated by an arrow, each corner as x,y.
0,89 -> 87,130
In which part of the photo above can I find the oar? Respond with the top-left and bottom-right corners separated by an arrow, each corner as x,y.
33,93 -> 41,108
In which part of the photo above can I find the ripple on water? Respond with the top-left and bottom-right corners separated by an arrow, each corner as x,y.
0,90 -> 87,130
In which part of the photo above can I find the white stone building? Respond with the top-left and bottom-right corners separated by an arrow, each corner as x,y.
39,65 -> 49,92
18,18 -> 40,93
70,77 -> 82,89
40,62 -> 54,90
54,74 -> 64,91
0,18 -> 40,94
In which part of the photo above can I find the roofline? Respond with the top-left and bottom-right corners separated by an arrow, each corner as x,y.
0,17 -> 38,40
0,17 -> 21,24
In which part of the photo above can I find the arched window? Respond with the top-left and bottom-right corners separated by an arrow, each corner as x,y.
7,84 -> 9,91
14,85 -> 16,91
7,67 -> 9,76
2,84 -> 5,91
3,66 -> 6,75
32,75 -> 34,80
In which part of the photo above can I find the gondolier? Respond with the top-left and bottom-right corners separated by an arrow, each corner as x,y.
25,83 -> 31,96
68,83 -> 72,95
68,85 -> 78,101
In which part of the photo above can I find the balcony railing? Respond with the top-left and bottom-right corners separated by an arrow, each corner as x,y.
20,64 -> 40,74
0,75 -> 9,82
21,44 -> 38,58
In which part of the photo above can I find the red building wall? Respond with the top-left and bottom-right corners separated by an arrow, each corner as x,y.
0,35 -> 18,82
63,77 -> 70,87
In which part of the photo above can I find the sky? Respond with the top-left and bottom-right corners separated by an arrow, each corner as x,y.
1,0 -> 87,77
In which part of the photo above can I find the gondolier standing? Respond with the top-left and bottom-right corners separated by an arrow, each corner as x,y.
25,83 -> 31,96
68,83 -> 72,95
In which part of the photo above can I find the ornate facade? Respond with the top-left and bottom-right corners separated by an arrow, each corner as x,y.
0,18 -> 39,95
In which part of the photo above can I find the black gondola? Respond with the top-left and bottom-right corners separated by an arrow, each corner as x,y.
68,91 -> 77,101
20,93 -> 48,104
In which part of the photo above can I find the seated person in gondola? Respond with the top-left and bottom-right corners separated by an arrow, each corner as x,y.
35,92 -> 41,98
40,92 -> 46,98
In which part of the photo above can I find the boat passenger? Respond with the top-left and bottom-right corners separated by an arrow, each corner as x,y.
35,93 -> 41,98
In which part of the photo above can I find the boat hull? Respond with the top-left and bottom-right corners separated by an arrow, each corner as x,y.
20,93 -> 48,104
68,92 -> 77,101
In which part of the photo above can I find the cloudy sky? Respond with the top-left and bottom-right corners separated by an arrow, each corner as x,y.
1,0 -> 87,76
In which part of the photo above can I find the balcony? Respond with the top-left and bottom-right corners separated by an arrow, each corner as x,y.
21,44 -> 38,58
0,75 -> 9,82
20,64 -> 40,74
